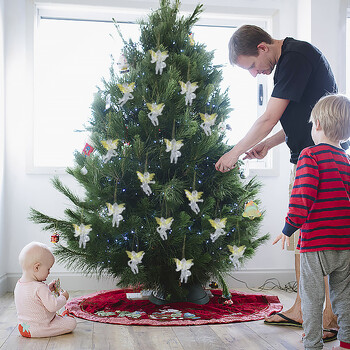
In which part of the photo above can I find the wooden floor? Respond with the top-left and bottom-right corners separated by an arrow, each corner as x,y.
0,288 -> 337,350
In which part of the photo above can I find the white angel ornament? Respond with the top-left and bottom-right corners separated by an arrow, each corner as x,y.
149,50 -> 168,75
73,223 -> 92,249
146,102 -> 165,126
179,81 -> 198,106
174,258 -> 194,283
126,250 -> 145,274
184,189 -> 203,214
155,217 -> 174,240
209,217 -> 227,242
137,171 -> 155,196
106,202 -> 125,228
200,113 -> 217,136
164,138 -> 184,164
117,82 -> 135,106
227,245 -> 246,268
101,139 -> 119,163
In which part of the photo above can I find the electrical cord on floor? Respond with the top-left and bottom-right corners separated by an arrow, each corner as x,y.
227,274 -> 298,293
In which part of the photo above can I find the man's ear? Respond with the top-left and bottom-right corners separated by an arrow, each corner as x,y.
33,262 -> 40,272
257,42 -> 269,53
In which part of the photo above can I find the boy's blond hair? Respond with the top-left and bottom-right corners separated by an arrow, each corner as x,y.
310,94 -> 350,142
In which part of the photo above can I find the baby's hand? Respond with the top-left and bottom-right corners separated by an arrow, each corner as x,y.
61,290 -> 69,300
48,280 -> 57,292
272,233 -> 290,249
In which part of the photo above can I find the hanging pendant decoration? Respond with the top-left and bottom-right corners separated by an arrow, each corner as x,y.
82,143 -> 94,157
149,50 -> 168,75
51,232 -> 59,244
184,189 -> 203,214
188,32 -> 195,46
117,82 -> 135,106
101,139 -> 119,163
242,201 -> 261,220
73,223 -> 92,249
155,217 -> 173,240
179,81 -> 198,106
126,250 -> 145,274
227,245 -> 246,268
164,138 -> 184,164
146,102 -> 165,126
116,54 -> 129,74
137,171 -> 155,196
174,258 -> 194,283
200,113 -> 217,136
106,202 -> 126,228
209,217 -> 227,242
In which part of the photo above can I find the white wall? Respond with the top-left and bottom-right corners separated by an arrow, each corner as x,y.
0,0 -> 6,295
1,0 -> 347,293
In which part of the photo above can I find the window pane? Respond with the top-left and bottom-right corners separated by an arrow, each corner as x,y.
33,18 -> 262,168
194,26 -> 258,146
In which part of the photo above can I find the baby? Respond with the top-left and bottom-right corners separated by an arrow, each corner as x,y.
14,241 -> 76,338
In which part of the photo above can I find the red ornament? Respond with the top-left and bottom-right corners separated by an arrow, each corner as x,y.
51,233 -> 59,243
82,143 -> 94,157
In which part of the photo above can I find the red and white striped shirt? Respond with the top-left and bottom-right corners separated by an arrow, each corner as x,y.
283,143 -> 350,252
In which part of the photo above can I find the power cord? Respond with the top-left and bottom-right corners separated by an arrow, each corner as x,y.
227,274 -> 297,293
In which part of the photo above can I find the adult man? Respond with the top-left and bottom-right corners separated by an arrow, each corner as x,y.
215,25 -> 339,341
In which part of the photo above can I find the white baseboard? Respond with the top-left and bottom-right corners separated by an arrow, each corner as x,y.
0,274 -> 7,296
5,269 -> 295,293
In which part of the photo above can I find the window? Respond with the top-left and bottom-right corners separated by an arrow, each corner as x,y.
29,5 -> 273,174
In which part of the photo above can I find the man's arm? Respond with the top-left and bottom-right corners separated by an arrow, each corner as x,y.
244,129 -> 286,160
215,97 -> 289,172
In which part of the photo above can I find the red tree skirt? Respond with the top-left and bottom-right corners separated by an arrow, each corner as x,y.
66,289 -> 282,326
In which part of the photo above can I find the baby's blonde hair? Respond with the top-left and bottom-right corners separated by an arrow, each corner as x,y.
310,94 -> 350,142
19,241 -> 54,270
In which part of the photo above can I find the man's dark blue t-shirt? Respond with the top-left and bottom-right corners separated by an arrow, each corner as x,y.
271,37 -> 337,164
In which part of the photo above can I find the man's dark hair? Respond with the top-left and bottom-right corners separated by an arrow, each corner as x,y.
229,25 -> 273,65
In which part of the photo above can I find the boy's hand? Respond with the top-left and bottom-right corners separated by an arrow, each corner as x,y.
273,234 -> 290,249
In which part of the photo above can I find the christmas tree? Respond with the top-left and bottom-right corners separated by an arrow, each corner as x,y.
30,0 -> 268,303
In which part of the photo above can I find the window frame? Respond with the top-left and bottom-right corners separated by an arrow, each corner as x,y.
26,2 -> 278,176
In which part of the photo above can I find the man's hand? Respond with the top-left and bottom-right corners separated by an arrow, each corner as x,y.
244,141 -> 269,160
215,151 -> 239,173
272,234 -> 290,249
